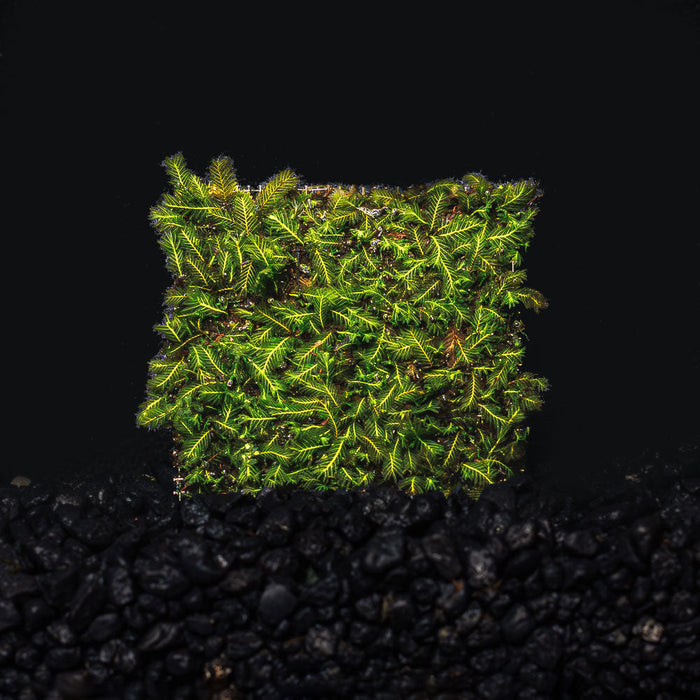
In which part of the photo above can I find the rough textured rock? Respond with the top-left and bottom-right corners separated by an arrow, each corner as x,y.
0,435 -> 698,699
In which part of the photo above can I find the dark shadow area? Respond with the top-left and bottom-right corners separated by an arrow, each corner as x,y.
1,0 -> 697,500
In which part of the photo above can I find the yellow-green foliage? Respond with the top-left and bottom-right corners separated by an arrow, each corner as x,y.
136,152 -> 550,501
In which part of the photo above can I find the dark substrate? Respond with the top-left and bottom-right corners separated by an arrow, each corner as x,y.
1,433 -> 699,699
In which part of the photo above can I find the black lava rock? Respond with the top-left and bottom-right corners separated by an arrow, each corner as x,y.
0,434 -> 699,699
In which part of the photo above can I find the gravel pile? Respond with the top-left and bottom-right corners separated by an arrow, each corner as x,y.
1,435 -> 699,699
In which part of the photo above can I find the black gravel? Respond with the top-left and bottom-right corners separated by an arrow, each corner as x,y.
1,434 -> 699,699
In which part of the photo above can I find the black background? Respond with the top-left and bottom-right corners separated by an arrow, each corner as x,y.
2,0 -> 698,495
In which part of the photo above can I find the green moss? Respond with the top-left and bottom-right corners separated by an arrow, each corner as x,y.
136,153 -> 549,502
